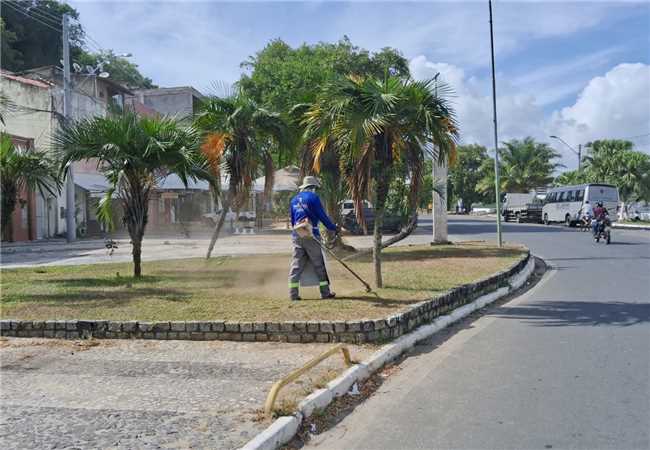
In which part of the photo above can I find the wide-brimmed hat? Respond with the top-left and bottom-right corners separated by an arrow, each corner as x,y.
299,176 -> 321,190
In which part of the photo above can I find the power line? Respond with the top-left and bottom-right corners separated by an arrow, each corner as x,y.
3,1 -> 62,34
18,3 -> 62,27
13,1 -> 64,23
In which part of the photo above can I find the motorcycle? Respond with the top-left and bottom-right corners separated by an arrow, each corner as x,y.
591,217 -> 611,244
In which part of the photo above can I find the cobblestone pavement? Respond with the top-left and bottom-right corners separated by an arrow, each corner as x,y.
0,338 -> 372,449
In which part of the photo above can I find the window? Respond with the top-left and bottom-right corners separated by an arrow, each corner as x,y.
566,191 -> 575,202
576,190 -> 584,201
557,192 -> 566,202
546,193 -> 555,203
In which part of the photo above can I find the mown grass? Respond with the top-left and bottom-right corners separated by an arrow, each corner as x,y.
0,243 -> 525,321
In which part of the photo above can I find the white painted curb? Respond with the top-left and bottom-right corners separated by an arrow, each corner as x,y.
612,223 -> 650,230
239,254 -> 536,450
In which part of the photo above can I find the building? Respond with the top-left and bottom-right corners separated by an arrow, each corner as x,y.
1,67 -> 132,241
131,86 -> 203,119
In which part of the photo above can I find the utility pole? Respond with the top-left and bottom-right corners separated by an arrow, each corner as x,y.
489,0 -> 502,247
62,14 -> 76,242
431,72 -> 448,244
578,144 -> 582,169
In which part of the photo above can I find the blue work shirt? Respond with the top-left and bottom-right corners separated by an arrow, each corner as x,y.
290,191 -> 337,238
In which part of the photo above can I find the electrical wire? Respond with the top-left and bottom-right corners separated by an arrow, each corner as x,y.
12,0 -> 64,23
3,1 -> 62,33
18,3 -> 63,27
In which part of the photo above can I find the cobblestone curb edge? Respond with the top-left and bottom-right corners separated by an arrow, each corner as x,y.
1,251 -> 530,344
239,253 -> 537,450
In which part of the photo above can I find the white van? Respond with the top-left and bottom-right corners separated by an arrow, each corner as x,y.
542,184 -> 619,226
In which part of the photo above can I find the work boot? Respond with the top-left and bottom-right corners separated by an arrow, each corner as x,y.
321,292 -> 336,299
289,283 -> 300,301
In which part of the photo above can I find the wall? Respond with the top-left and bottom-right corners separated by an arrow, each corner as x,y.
140,91 -> 193,117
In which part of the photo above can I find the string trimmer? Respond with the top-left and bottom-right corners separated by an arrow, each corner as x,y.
316,234 -> 372,293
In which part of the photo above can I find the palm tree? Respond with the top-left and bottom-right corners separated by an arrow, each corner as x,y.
0,133 -> 60,241
53,111 -> 207,277
502,138 -> 562,192
303,75 -> 458,287
478,137 -> 563,195
195,88 -> 288,258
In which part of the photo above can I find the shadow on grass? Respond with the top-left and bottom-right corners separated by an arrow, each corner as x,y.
381,246 -> 523,262
3,287 -> 191,305
45,275 -> 163,288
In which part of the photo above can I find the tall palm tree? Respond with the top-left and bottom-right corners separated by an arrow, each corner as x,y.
0,133 -> 60,241
478,137 -> 562,196
303,75 -> 458,287
195,88 -> 288,258
53,111 -> 207,277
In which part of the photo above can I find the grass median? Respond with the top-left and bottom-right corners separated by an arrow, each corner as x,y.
1,243 -> 525,322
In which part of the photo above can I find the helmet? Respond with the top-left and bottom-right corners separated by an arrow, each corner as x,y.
597,201 -> 603,207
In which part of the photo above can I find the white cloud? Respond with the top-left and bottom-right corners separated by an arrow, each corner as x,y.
409,55 -> 545,148
410,57 -> 650,170
546,63 -> 650,166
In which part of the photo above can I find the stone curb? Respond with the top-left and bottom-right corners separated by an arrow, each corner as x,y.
238,254 -> 537,450
612,223 -> 650,230
1,251 -> 531,343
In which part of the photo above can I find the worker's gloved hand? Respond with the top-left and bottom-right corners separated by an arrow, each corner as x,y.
335,225 -> 342,236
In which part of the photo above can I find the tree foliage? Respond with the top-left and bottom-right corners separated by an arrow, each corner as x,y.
194,88 -> 288,258
0,0 -> 84,72
448,144 -> 492,210
53,112 -> 208,276
479,137 -> 562,196
77,50 -> 156,89
303,74 -> 458,287
0,132 -> 60,241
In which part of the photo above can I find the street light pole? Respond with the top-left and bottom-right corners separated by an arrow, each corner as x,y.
489,0 -> 503,247
62,14 -> 76,242
550,135 -> 582,169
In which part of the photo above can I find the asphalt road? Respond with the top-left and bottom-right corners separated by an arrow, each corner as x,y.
307,216 -> 650,450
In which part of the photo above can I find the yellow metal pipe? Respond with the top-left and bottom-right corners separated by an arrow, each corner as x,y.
264,343 -> 354,418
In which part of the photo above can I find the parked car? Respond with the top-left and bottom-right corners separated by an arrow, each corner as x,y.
339,199 -> 372,218
342,206 -> 403,235
201,210 -> 254,227
502,193 -> 543,223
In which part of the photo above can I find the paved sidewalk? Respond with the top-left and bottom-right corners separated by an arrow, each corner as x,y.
0,228 -> 436,268
0,338 -> 372,450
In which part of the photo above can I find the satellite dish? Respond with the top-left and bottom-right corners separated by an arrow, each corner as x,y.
60,59 -> 64,66
73,63 -> 82,73
98,72 -> 110,78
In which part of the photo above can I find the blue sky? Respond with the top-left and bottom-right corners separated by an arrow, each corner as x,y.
71,1 -> 650,167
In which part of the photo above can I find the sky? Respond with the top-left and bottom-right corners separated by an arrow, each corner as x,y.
70,0 -> 650,169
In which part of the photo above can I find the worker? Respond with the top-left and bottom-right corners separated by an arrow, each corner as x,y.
288,176 -> 338,301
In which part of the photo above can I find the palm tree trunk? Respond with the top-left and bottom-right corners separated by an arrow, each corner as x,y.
205,188 -> 233,259
343,210 -> 418,261
132,237 -> 143,277
124,179 -> 150,278
1,184 -> 17,242
372,177 -> 390,288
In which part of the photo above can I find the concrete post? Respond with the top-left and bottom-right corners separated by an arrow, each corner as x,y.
432,160 -> 448,243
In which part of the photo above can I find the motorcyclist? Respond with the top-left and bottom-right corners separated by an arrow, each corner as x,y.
591,201 -> 609,238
